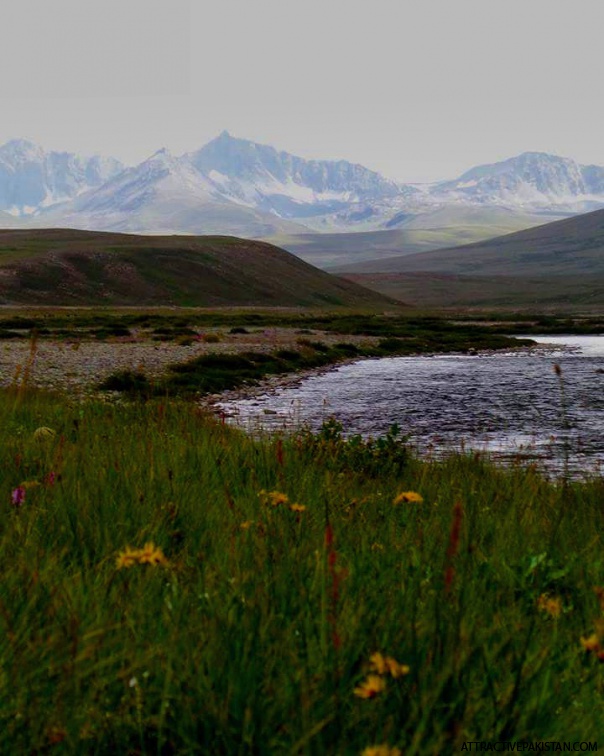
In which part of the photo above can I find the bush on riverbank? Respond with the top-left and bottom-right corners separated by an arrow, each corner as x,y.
0,390 -> 602,753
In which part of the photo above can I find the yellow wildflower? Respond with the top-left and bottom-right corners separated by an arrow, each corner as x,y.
393,491 -> 423,505
369,652 -> 410,678
353,674 -> 386,699
115,546 -> 140,570
240,520 -> 254,530
369,652 -> 388,675
537,593 -> 563,619
361,747 -> 402,756
137,542 -> 168,566
116,542 -> 168,569
385,657 -> 410,678
259,490 -> 289,507
580,633 -> 601,653
289,503 -> 306,512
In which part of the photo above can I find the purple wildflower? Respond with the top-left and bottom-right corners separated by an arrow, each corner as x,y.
11,486 -> 25,507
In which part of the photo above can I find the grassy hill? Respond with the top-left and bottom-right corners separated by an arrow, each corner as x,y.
342,271 -> 604,310
336,209 -> 604,309
337,208 -> 604,277
0,228 -> 395,308
268,207 -> 561,270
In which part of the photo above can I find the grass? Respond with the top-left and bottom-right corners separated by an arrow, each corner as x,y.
0,309 -> 537,343
0,389 -> 603,753
342,271 -> 604,310
0,308 -> 602,344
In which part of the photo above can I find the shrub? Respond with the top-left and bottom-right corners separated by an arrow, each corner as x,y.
98,370 -> 151,395
377,337 -> 406,353
296,418 -> 409,476
0,329 -> 24,339
275,349 -> 301,361
334,342 -> 360,355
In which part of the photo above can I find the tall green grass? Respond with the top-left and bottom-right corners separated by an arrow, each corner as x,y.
0,390 -> 603,753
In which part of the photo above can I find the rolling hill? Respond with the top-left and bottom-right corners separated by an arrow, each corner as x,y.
268,206 -> 562,269
335,208 -> 604,308
0,228 -> 396,308
338,208 -> 604,276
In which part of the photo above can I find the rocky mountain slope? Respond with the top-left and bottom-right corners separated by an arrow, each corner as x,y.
34,149 -> 307,237
0,139 -> 123,216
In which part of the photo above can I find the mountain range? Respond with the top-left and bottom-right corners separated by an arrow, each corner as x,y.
2,132 -> 604,239
0,139 -> 123,216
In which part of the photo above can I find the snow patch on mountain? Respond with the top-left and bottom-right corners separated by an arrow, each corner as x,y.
0,139 -> 124,216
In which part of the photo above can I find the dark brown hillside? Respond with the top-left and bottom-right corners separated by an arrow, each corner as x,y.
0,228 -> 397,307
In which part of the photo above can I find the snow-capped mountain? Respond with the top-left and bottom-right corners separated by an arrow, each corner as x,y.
4,134 -> 604,238
186,130 -> 403,220
0,139 -> 123,216
36,147 -> 307,237
431,152 -> 604,212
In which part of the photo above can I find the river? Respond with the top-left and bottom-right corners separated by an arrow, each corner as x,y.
217,335 -> 604,478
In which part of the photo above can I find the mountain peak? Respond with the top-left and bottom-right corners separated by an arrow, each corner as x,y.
186,132 -> 401,214
141,148 -> 180,172
0,138 -> 45,162
513,151 -> 575,165
149,147 -> 173,159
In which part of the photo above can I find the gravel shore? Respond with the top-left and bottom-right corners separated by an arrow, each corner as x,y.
0,328 -> 377,397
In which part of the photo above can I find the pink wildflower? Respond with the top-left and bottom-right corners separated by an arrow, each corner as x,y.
11,486 -> 25,507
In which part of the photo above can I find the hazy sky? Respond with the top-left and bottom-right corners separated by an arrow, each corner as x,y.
2,0 -> 602,182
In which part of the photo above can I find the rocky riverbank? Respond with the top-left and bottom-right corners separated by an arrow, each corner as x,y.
0,328 -> 378,397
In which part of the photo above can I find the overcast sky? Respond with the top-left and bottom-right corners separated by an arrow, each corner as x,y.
1,0 -> 602,182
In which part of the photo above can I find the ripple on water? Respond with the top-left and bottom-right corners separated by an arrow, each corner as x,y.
217,336 -> 604,478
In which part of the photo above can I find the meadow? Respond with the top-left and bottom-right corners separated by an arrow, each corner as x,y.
1,386 -> 603,754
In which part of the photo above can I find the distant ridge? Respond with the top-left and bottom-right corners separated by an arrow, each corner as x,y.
0,228 -> 397,307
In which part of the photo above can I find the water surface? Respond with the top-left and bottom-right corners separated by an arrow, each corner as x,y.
218,335 -> 604,477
